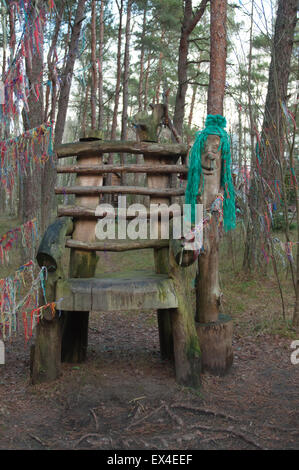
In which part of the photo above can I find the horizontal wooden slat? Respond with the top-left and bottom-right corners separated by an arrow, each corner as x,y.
58,205 -> 183,219
55,140 -> 188,158
56,164 -> 188,174
56,273 -> 178,311
66,239 -> 169,251
55,185 -> 185,197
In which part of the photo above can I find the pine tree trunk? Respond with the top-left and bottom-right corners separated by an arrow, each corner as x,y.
1,5 -> 6,79
294,182 -> 299,329
108,0 -> 123,191
98,0 -> 105,130
8,2 -> 16,63
196,0 -> 233,376
82,84 -> 90,135
138,3 -> 147,112
173,1 -> 192,138
244,0 -> 297,274
261,0 -> 297,182
187,82 -> 198,147
144,52 -> 151,110
21,0 -> 44,233
110,0 -> 123,141
90,0 -> 98,130
242,0 -> 260,273
155,31 -> 165,104
46,3 -> 64,122
55,0 -> 86,146
173,0 -> 208,138
120,0 -> 132,185
292,62 -> 299,330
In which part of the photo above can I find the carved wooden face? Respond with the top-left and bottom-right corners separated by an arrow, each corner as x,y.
201,134 -> 221,174
201,134 -> 222,207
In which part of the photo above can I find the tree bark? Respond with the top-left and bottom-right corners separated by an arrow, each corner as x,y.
120,0 -> 132,184
56,140 -> 188,158
82,83 -> 90,136
197,0 -> 227,314
173,0 -> 208,138
108,0 -> 123,192
110,0 -> 123,141
21,0 -> 44,233
261,0 -> 297,181
8,1 -> 16,63
90,0 -> 98,130
98,0 -> 105,130
54,0 -> 86,146
138,2 -> 147,112
196,0 -> 232,376
46,2 -> 64,122
144,52 -> 152,110
187,81 -> 198,147
244,0 -> 297,273
155,30 -> 165,104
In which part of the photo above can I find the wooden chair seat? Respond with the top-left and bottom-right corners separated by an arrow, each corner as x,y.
57,271 -> 178,312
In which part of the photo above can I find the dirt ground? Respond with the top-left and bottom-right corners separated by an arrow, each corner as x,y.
0,222 -> 298,450
0,306 -> 298,450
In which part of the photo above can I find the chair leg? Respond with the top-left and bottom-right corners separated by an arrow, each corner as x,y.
157,309 -> 174,361
171,307 -> 201,388
61,311 -> 89,363
31,316 -> 62,384
168,246 -> 201,388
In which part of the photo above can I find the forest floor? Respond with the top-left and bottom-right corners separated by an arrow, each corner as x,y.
0,217 -> 298,450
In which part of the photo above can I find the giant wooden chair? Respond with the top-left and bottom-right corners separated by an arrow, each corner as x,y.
31,106 -> 201,387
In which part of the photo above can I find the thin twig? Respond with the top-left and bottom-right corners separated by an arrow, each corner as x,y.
125,404 -> 165,430
90,408 -> 99,432
74,433 -> 102,447
28,434 -> 47,447
163,403 -> 184,427
190,424 -> 266,450
171,403 -> 239,422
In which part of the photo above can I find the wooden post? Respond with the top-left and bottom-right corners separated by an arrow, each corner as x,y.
169,238 -> 201,387
134,104 -> 175,361
31,316 -> 62,384
61,130 -> 103,363
31,217 -> 74,384
196,0 -> 233,376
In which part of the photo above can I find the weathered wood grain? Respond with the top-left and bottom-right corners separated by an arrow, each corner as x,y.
56,140 -> 188,158
55,185 -> 185,197
56,273 -> 178,311
56,164 -> 188,174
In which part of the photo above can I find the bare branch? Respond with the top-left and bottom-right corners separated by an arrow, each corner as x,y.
186,0 -> 209,35
187,81 -> 209,86
187,59 -> 210,65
